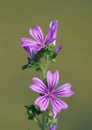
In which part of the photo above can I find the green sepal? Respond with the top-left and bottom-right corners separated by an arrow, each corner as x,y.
22,45 -> 58,71
22,64 -> 29,70
25,105 -> 42,120
49,119 -> 57,125
22,59 -> 42,71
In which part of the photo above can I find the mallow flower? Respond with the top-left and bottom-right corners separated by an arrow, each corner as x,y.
29,70 -> 74,117
21,20 -> 58,57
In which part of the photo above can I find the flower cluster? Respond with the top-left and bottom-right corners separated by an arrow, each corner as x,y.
21,20 -> 74,130
21,20 -> 58,57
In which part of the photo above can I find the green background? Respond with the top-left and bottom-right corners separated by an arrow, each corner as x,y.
0,0 -> 92,130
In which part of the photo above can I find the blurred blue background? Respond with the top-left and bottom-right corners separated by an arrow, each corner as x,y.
0,0 -> 92,130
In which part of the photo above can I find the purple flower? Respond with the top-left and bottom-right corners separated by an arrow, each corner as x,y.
29,70 -> 74,118
21,20 -> 58,57
49,125 -> 57,130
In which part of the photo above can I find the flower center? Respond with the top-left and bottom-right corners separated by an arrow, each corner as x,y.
47,91 -> 52,98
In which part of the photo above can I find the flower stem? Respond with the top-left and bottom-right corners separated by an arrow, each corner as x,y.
42,54 -> 49,80
41,112 -> 47,130
41,55 -> 50,130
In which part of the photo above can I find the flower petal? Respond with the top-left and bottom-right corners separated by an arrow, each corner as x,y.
54,83 -> 75,97
29,84 -> 45,94
29,25 -> 44,43
44,20 -> 58,45
47,70 -> 59,91
35,96 -> 49,111
21,38 -> 38,46
32,78 -> 48,93
22,46 -> 35,57
21,38 -> 41,51
47,70 -> 53,90
21,38 -> 35,43
52,71 -> 59,89
50,96 -> 68,117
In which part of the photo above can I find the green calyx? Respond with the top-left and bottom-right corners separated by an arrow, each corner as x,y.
25,105 -> 42,120
22,45 -> 58,71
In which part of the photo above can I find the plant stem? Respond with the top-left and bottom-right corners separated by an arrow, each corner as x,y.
42,54 -> 49,80
41,112 -> 47,130
41,55 -> 49,130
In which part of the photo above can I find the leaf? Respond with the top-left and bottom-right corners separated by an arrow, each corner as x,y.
22,64 -> 29,70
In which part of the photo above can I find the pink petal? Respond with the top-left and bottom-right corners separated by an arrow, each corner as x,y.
29,84 -> 47,94
47,70 -> 59,91
21,38 -> 41,51
32,78 -> 48,93
47,70 -> 53,90
44,20 -> 58,45
35,96 -> 49,111
50,96 -> 68,117
21,38 -> 38,46
21,38 -> 35,43
52,70 -> 59,90
29,25 -> 44,43
54,83 -> 75,97
23,46 -> 35,57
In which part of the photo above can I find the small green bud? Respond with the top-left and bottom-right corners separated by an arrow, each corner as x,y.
51,119 -> 57,125
48,112 -> 53,117
25,105 -> 42,120
28,110 -> 32,115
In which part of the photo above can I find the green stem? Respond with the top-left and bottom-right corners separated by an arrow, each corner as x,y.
42,54 -> 49,80
41,55 -> 50,130
42,112 -> 47,130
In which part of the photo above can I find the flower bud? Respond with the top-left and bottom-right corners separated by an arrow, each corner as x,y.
49,125 -> 57,130
56,45 -> 63,52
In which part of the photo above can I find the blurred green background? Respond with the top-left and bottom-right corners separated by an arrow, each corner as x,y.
0,0 -> 92,130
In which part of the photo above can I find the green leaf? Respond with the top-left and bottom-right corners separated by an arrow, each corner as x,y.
22,64 -> 29,70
